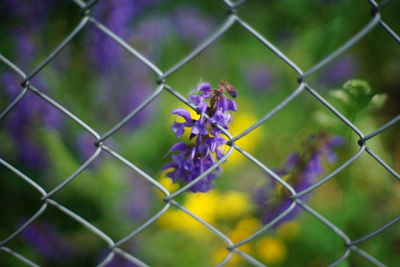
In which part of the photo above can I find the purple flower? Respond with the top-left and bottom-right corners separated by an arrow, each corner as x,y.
20,219 -> 74,260
1,73 -> 62,169
320,55 -> 358,86
243,63 -> 274,93
75,133 -> 97,161
133,17 -> 170,59
255,132 -> 344,225
85,1 -> 160,128
164,81 -> 237,192
125,177 -> 151,220
87,0 -> 156,71
171,5 -> 214,44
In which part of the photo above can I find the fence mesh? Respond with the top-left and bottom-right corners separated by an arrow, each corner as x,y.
0,0 -> 399,266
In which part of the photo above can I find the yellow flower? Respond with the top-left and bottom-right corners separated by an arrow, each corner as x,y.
276,221 -> 300,241
213,246 -> 253,267
213,216 -> 262,266
159,171 -> 179,192
224,110 -> 263,166
216,191 -> 252,220
231,216 -> 262,242
158,208 -> 213,236
157,191 -> 219,237
158,190 -> 254,240
184,191 -> 219,223
213,247 -> 243,267
155,171 -> 179,199
255,237 -> 287,265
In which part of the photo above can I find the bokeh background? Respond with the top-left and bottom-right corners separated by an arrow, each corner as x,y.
0,0 -> 399,266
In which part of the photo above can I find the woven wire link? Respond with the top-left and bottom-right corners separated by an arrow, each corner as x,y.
1,0 -> 399,266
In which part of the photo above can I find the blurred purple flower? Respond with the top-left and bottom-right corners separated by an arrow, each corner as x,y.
125,177 -> 151,220
20,219 -> 74,260
88,0 -> 155,71
164,81 -> 237,192
254,133 -> 344,225
118,70 -> 154,128
243,63 -> 274,92
75,133 -> 97,161
1,72 -> 62,168
86,1 -> 161,129
320,55 -> 358,86
171,6 -> 214,43
133,17 -> 171,59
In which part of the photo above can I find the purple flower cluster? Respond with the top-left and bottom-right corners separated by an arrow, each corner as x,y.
254,132 -> 344,225
164,81 -> 237,192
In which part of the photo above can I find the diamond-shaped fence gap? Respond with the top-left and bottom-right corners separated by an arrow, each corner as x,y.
238,0 -> 373,72
93,83 -> 164,147
164,21 -> 301,97
308,151 -> 399,263
137,200 -> 233,267
49,152 -> 167,242
5,202 -> 116,266
239,89 -> 354,170
28,30 -> 160,136
0,84 -> 104,201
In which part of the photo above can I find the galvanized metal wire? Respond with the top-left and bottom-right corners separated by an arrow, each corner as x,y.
1,0 -> 399,266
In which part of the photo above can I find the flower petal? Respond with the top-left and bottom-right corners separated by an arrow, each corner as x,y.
172,108 -> 192,122
171,122 -> 185,138
169,142 -> 188,153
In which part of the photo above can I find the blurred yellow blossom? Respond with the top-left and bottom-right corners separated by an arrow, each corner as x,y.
255,237 -> 287,264
159,171 -> 179,192
216,191 -> 252,220
277,221 -> 300,241
213,216 -> 261,266
213,248 -> 243,267
231,216 -> 262,241
158,190 -> 253,239
155,171 -> 179,199
158,192 -> 219,236
225,109 -> 263,166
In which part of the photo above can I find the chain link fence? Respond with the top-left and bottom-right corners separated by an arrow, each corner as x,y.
0,0 -> 399,266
